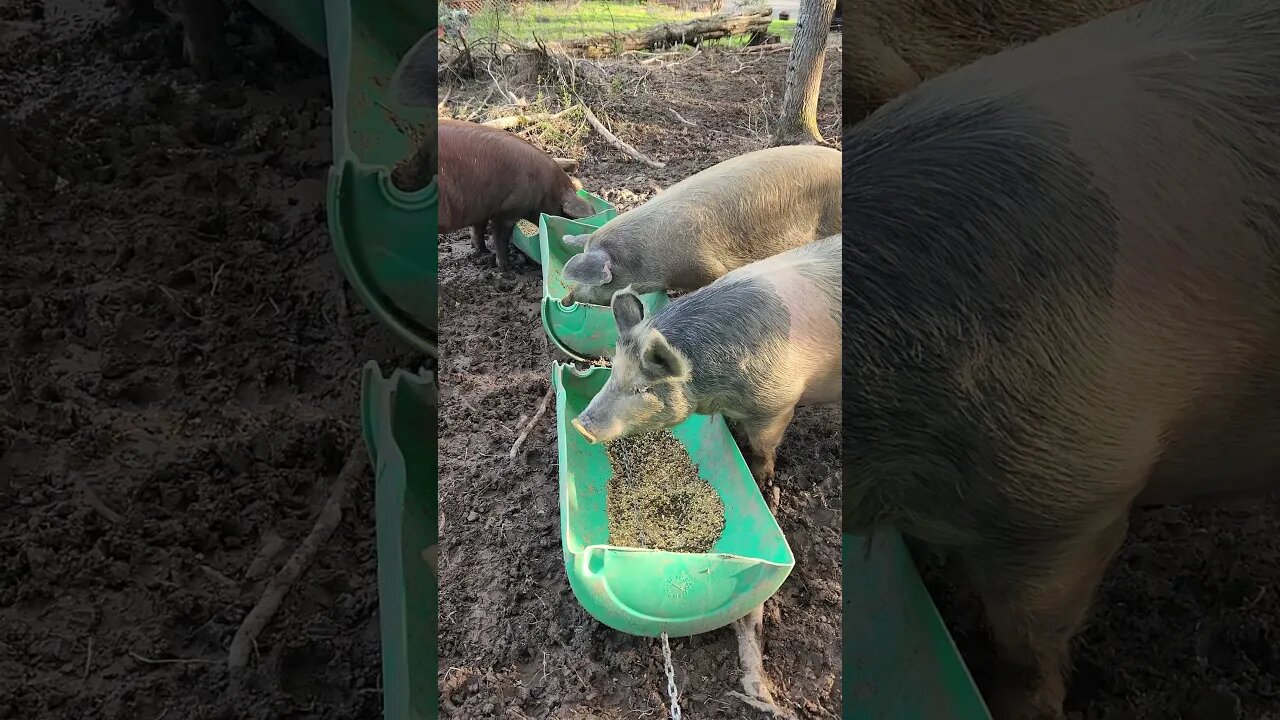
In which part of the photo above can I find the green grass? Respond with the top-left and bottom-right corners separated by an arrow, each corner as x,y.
466,1 -> 795,45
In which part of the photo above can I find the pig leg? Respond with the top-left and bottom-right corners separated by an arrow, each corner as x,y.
968,515 -> 1129,720
491,218 -> 517,272
177,0 -> 233,80
469,224 -> 489,256
728,604 -> 792,718
741,407 -> 796,483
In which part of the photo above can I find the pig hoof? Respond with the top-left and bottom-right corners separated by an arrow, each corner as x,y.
747,458 -> 776,484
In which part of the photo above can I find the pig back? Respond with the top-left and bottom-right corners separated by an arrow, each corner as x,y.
601,146 -> 841,273
843,0 -> 1280,524
436,119 -> 577,232
845,0 -> 1141,121
657,235 -> 842,411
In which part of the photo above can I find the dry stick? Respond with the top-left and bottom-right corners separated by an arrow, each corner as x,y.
227,444 -> 367,673
79,481 -> 123,523
244,532 -> 286,580
580,105 -> 665,169
509,385 -> 554,459
77,636 -> 92,695
481,108 -> 573,130
130,651 -> 219,666
738,43 -> 792,54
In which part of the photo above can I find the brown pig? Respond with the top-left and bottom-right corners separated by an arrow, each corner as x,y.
844,0 -> 1141,122
439,118 -> 595,271
844,0 -> 1280,718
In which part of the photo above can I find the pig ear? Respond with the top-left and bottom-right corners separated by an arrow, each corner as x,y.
563,233 -> 590,248
611,288 -> 645,335
563,250 -> 612,286
391,31 -> 438,108
561,189 -> 596,219
643,332 -> 690,380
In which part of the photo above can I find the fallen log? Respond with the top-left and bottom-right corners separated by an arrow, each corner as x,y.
546,8 -> 775,58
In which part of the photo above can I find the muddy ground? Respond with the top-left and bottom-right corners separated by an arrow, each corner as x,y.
926,497 -> 1280,720
2,1 -> 425,718
436,40 -> 844,719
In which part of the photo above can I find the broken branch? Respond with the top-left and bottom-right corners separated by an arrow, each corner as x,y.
227,444 -> 367,674
509,385 -> 554,459
581,105 -> 665,169
546,9 -> 775,58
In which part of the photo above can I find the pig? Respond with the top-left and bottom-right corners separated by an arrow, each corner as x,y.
439,118 -> 596,271
116,0 -> 233,80
390,28 -> 439,109
842,1 -> 1280,718
561,145 -> 840,306
572,234 -> 839,481
389,29 -> 440,193
844,0 -> 1141,123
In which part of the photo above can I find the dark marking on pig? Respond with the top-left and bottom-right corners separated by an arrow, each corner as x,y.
647,277 -> 791,409
843,1 -> 1280,717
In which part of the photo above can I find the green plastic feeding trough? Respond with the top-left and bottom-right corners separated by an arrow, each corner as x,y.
360,361 -> 438,720
510,189 -> 616,262
247,3 -> 439,719
552,362 -> 794,637
844,530 -> 992,719
322,0 -> 439,357
539,213 -> 670,361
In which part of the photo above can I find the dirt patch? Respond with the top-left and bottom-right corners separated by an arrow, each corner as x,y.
1,2 -> 423,718
437,40 -> 843,720
923,498 -> 1280,719
604,430 -> 724,553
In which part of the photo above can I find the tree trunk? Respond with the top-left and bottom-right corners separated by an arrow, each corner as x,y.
772,0 -> 836,146
546,9 -> 774,58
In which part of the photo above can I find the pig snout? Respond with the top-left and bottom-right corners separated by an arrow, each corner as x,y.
572,406 -> 623,445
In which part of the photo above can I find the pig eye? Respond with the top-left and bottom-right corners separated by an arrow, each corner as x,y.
635,386 -> 651,395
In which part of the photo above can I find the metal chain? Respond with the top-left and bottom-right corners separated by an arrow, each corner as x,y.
660,632 -> 682,720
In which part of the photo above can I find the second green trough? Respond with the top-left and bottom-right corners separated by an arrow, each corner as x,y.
538,211 -> 670,361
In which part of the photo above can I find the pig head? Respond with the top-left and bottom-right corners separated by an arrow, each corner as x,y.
572,289 -> 695,444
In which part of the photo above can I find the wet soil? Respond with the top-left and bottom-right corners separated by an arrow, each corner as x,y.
924,498 -> 1280,720
2,1 -> 424,718
437,40 -> 843,719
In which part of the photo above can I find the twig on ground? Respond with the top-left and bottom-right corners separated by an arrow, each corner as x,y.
580,105 -> 665,169
509,385 -> 554,459
130,651 -> 219,666
199,564 -> 237,589
157,286 -> 203,321
79,481 -> 123,523
482,106 -> 576,130
227,444 -> 367,674
77,636 -> 92,694
669,108 -> 697,127
210,262 -> 227,296
244,531 -> 286,580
